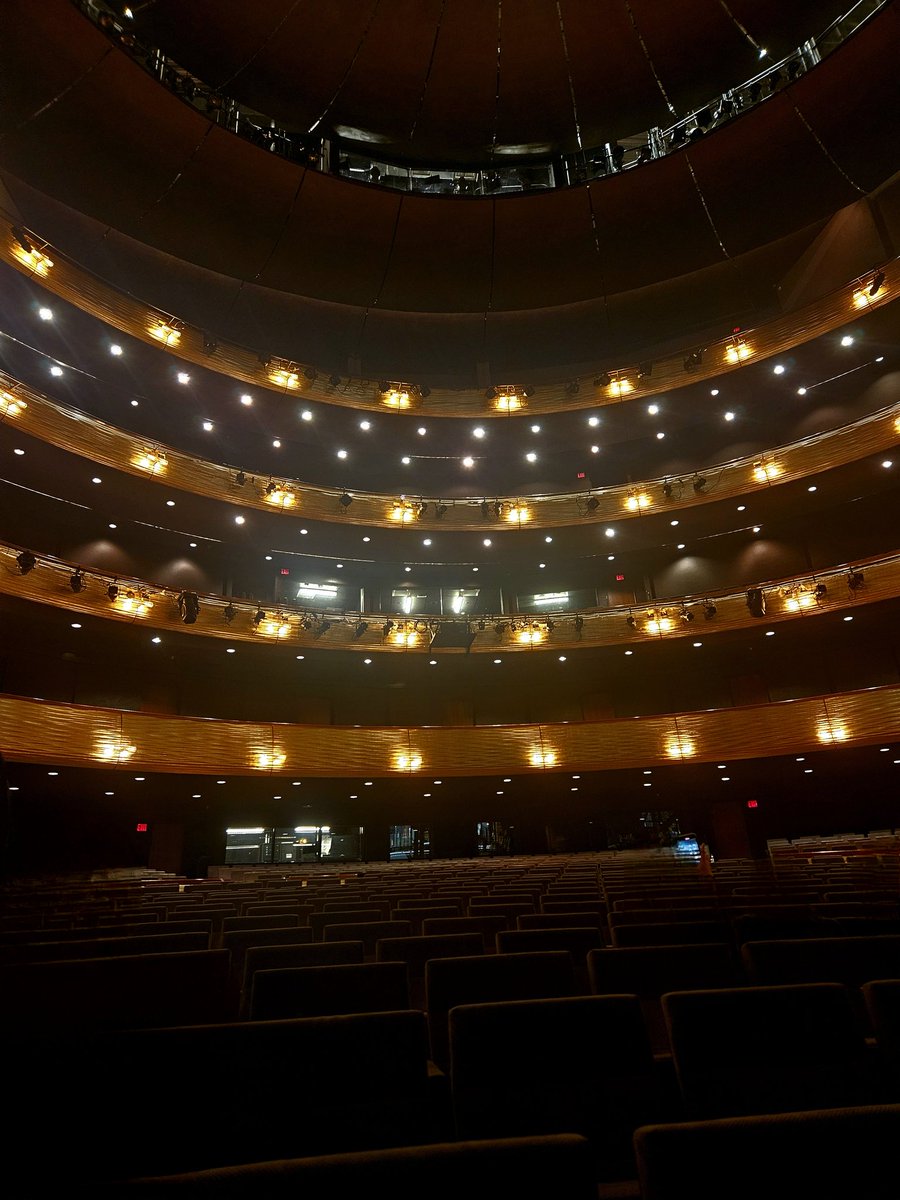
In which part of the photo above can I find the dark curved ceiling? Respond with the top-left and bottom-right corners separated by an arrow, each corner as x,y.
132,0 -> 852,165
1,1 -> 898,385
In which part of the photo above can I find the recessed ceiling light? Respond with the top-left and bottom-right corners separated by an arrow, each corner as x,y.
337,563 -> 344,569
483,538 -> 492,547
151,636 -> 161,644
462,456 -> 475,467
363,658 -> 372,665
677,543 -> 686,549
526,451 -> 537,462
240,393 -> 253,406
545,536 -> 553,543
362,535 -> 370,542
202,420 -> 214,431
670,519 -> 679,526
531,424 -> 541,433
558,655 -> 567,662
656,431 -> 665,440
417,426 -> 426,436
882,460 -> 893,469
165,499 -> 175,507
50,365 -> 63,376
841,335 -> 854,347
539,562 -> 546,568
472,566 -> 479,572
693,641 -> 702,647
38,306 -> 53,320
301,409 -> 313,421
265,554 -> 272,561
337,449 -> 347,459
401,456 -> 411,464
70,622 -> 81,629
843,615 -> 853,622
92,476 -> 101,484
588,416 -> 600,427
605,528 -> 615,537
737,504 -> 746,511
773,364 -> 785,374
404,565 -> 411,571
234,515 -> 245,525
647,404 -> 659,415
607,555 -> 614,561
359,420 -> 371,431
300,528 -> 308,535
876,356 -> 884,362
423,538 -> 432,546
808,485 -> 817,492
765,630 -> 775,637
429,659 -> 437,666
108,522 -> 117,529
48,771 -> 59,776
493,658 -> 501,664
473,427 -> 485,439
797,387 -> 807,395
591,444 -> 600,453
226,647 -> 236,653
752,526 -> 761,533
272,439 -> 281,448
625,650 -> 633,656
177,371 -> 190,384
710,388 -> 719,396
296,654 -> 304,660
724,411 -> 735,421
131,399 -> 139,407
110,343 -> 124,356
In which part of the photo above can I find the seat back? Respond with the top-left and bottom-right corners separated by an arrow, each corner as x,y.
376,933 -> 484,1008
249,960 -> 410,1020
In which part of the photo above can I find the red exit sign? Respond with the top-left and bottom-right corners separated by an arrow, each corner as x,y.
136,823 -> 148,832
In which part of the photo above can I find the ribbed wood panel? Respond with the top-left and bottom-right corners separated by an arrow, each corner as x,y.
1,687 -> 898,775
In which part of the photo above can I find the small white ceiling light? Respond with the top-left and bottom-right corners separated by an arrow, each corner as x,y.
177,371 -> 190,384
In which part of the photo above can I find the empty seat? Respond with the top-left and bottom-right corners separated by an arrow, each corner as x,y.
376,933 -> 484,1009
422,915 -> 507,953
497,928 -> 604,992
862,978 -> 900,1095
309,909 -> 383,941
588,944 -> 741,1054
425,951 -> 577,1072
612,921 -> 732,948
634,1105 -> 900,1200
323,919 -> 412,959
662,983 -> 876,1119
450,994 -> 667,1183
249,961 -> 410,1020
115,1133 -> 597,1198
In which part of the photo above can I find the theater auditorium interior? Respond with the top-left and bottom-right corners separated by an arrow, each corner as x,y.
1,1 -> 900,1192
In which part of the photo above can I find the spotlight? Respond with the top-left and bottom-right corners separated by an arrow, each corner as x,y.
477,619 -> 486,631
314,620 -> 331,638
681,608 -> 695,623
419,385 -> 432,399
235,470 -> 246,486
494,621 -> 507,638
382,619 -> 394,635
485,388 -> 497,401
339,492 -> 353,509
303,367 -> 317,381
848,570 -> 865,591
435,503 -> 448,519
328,374 -> 341,387
223,604 -> 236,624
301,616 -> 315,631
693,475 -> 708,494
638,361 -> 653,379
253,607 -> 266,626
202,331 -> 218,355
565,380 -> 580,395
662,480 -> 673,499
107,581 -> 119,601
626,614 -> 636,628
178,591 -> 200,624
746,587 -> 766,618
585,496 -> 600,512
417,501 -> 428,519
868,270 -> 886,297
12,226 -> 34,255
683,350 -> 703,372
704,602 -> 717,620
70,570 -> 85,594
814,583 -> 827,598
354,620 -> 369,639
265,480 -> 278,495
523,387 -> 535,398
546,619 -> 555,633
16,550 -> 36,575
481,500 -> 492,519
574,615 -> 584,633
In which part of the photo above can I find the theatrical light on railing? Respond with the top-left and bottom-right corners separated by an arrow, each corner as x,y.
506,503 -> 530,524
704,602 -> 717,620
529,750 -> 557,767
491,385 -> 525,412
353,619 -> 369,639
252,607 -> 266,627
380,382 -> 420,409
391,624 -> 421,646
584,495 -> 601,513
725,335 -> 752,364
391,501 -> 416,523
853,270 -> 887,307
626,490 -> 651,512
753,460 -> 781,483
782,585 -> 816,612
848,570 -> 865,591
256,750 -> 287,768
666,737 -> 696,759
693,475 -> 708,494
434,503 -> 448,519
10,227 -> 54,276
135,447 -> 167,474
396,752 -> 423,771
606,374 -> 634,398
817,723 -> 848,744
222,603 -> 236,624
70,570 -> 85,594
178,591 -> 200,624
96,740 -> 137,762
516,623 -> 546,644
645,610 -> 675,634
338,492 -> 353,510
267,359 -> 300,389
118,589 -> 153,616
263,482 -> 296,508
149,319 -> 181,346
107,581 -> 119,601
261,615 -> 291,638
0,391 -> 27,417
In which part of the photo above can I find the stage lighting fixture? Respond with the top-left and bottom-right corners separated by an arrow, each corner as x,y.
814,583 -> 827,598
693,475 -> 708,493
107,581 -> 119,601
683,350 -> 703,372
339,492 -> 353,509
746,587 -> 766,617
681,609 -> 695,622
314,620 -> 331,638
585,496 -> 600,512
328,374 -> 341,387
435,503 -> 448,519
704,602 -> 717,620
481,500 -> 492,519
354,620 -> 369,639
663,481 -> 673,499
70,570 -> 85,594
303,367 -> 317,381
235,470 -> 246,486
222,604 -> 237,625
265,480 -> 278,495
178,591 -> 200,624
202,331 -> 218,355
848,570 -> 865,591
16,550 -> 36,574
417,502 -> 428,518
638,362 -> 653,379
626,614 -> 636,628
253,607 -> 266,626
382,619 -> 394,635
869,269 -> 886,296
